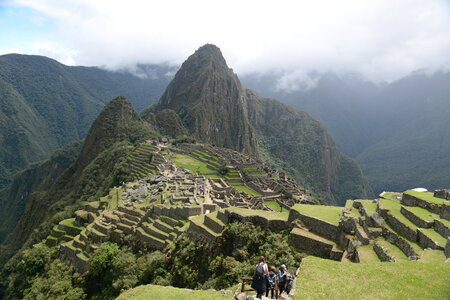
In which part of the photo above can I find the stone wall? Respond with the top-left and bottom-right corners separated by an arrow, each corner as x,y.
288,209 -> 342,245
224,210 -> 288,232
382,227 -> 420,259
417,229 -> 444,250
373,243 -> 394,262
288,228 -> 334,259
400,207 -> 434,228
445,239 -> 450,258
379,210 -> 417,242
434,219 -> 450,238
401,193 -> 441,214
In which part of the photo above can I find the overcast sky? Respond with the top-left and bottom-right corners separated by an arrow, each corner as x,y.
1,0 -> 450,83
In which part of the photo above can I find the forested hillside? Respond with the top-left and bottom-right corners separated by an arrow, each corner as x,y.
242,71 -> 450,194
0,54 -> 172,189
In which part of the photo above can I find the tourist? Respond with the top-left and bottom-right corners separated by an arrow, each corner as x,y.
251,256 -> 269,298
266,266 -> 277,299
278,264 -> 287,294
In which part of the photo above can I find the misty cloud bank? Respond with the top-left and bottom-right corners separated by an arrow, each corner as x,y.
5,0 -> 450,85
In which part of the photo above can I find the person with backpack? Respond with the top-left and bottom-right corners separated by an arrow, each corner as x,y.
265,266 -> 277,299
277,264 -> 287,294
251,256 -> 269,298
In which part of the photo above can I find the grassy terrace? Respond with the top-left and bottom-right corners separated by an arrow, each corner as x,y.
419,249 -> 447,262
356,245 -> 380,263
295,256 -> 450,300
403,206 -> 439,223
231,184 -> 261,196
380,192 -> 402,200
117,285 -> 229,300
404,190 -> 449,205
354,199 -> 377,216
265,200 -> 284,212
170,154 -> 216,174
225,207 -> 289,221
291,204 -> 342,226
379,199 -> 418,230
189,215 -> 220,236
383,223 -> 423,255
59,218 -> 84,230
100,187 -> 122,210
418,228 -> 447,247
375,238 -> 408,261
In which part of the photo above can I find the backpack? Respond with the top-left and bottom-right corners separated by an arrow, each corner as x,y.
255,264 -> 265,279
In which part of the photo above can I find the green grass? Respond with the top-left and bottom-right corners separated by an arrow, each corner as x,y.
189,215 -> 221,237
402,206 -> 439,222
295,256 -> 450,300
380,192 -> 402,200
291,204 -> 342,225
231,184 -> 261,196
419,249 -> 447,263
379,199 -> 418,230
354,199 -> 377,216
418,228 -> 447,247
101,187 -> 122,210
265,200 -> 284,212
375,238 -> 408,261
170,154 -> 216,174
404,190 -> 448,205
226,207 -> 289,221
356,245 -> 380,263
59,218 -> 84,230
117,284 -> 230,300
383,223 -> 423,255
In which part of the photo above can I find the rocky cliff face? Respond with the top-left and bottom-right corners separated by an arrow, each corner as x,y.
152,44 -> 372,204
155,44 -> 257,155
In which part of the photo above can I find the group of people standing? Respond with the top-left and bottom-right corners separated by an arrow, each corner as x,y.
251,256 -> 293,299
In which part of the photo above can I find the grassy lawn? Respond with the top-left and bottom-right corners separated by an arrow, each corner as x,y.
404,190 -> 448,205
116,285 -> 230,300
295,256 -> 450,300
226,207 -> 289,221
231,184 -> 261,196
171,154 -> 216,174
291,204 -> 342,225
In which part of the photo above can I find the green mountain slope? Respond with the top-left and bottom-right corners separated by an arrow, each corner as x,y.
0,54 -> 171,189
243,71 -> 450,194
150,44 -> 372,204
0,96 -> 155,266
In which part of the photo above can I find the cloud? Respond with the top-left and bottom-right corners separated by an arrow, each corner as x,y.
5,0 -> 450,82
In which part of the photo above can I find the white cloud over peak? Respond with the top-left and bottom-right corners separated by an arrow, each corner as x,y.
6,0 -> 450,82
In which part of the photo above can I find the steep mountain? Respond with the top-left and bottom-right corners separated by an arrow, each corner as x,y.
149,44 -> 372,204
0,96 -> 155,266
0,54 -> 171,189
242,71 -> 450,194
153,45 -> 257,155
